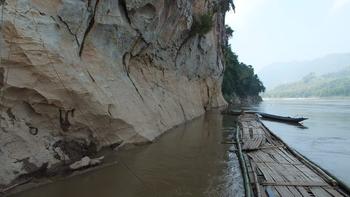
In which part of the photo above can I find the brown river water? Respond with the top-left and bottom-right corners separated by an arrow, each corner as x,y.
11,110 -> 244,197
10,98 -> 350,196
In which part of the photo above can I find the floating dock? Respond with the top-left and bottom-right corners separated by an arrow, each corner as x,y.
233,114 -> 349,197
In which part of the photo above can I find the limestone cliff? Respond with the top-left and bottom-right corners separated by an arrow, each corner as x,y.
0,0 -> 227,186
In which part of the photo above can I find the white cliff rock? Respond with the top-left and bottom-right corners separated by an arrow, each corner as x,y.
0,0 -> 227,186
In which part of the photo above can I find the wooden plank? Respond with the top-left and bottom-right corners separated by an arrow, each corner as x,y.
261,181 -> 328,187
295,164 -> 325,183
269,162 -> 293,182
242,137 -> 265,150
265,187 -> 279,197
251,161 -> 262,197
288,164 -> 312,183
249,127 -> 254,138
296,187 -> 312,197
253,145 -> 285,150
248,152 -> 263,163
310,187 -> 333,197
260,162 -> 282,182
275,163 -> 305,183
269,150 -> 287,164
266,186 -> 280,197
266,149 -> 292,164
278,148 -> 302,164
264,163 -> 291,184
261,185 -> 268,197
274,186 -> 295,197
256,162 -> 276,182
287,186 -> 303,197
275,148 -> 299,164
323,188 -> 344,197
265,162 -> 292,183
255,151 -> 276,163
254,161 -> 303,165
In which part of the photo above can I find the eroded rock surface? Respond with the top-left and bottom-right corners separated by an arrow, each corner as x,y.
0,0 -> 226,186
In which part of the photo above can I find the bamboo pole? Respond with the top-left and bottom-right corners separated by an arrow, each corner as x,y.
250,161 -> 262,197
236,125 -> 253,197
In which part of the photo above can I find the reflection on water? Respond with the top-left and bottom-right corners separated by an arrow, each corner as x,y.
12,111 -> 244,197
237,98 -> 350,187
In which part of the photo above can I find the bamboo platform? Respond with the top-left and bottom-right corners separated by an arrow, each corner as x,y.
234,114 -> 350,197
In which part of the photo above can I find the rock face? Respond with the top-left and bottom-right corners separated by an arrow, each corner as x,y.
0,0 -> 226,186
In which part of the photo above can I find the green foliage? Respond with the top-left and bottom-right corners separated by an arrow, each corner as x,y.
225,25 -> 234,38
265,67 -> 350,98
213,0 -> 235,13
222,45 -> 265,101
191,13 -> 213,36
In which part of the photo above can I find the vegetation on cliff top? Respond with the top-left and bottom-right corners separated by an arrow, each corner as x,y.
222,26 -> 265,102
191,0 -> 235,36
191,13 -> 214,36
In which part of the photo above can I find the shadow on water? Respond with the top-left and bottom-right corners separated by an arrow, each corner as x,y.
11,110 -> 244,197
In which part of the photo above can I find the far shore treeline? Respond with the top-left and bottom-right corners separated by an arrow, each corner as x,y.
222,26 -> 265,103
264,67 -> 350,98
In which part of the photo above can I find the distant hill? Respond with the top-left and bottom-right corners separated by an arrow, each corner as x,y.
258,53 -> 350,89
264,67 -> 350,98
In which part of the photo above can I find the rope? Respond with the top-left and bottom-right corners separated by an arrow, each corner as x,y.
117,159 -> 157,196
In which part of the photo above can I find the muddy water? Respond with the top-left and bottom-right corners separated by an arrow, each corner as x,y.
12,111 -> 244,197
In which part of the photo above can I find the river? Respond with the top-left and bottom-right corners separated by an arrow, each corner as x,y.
10,98 -> 350,196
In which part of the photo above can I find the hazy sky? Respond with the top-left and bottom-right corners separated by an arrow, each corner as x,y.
226,0 -> 350,71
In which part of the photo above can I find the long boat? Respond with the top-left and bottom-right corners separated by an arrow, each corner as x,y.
258,112 -> 308,123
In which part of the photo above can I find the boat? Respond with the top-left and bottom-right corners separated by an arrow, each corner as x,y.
258,112 -> 308,123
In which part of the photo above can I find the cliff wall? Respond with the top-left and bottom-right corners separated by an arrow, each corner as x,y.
0,0 -> 226,186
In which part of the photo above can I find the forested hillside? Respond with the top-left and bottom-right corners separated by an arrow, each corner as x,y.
265,67 -> 350,98
259,53 -> 350,89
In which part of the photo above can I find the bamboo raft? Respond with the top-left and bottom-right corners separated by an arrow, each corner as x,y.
233,114 -> 350,197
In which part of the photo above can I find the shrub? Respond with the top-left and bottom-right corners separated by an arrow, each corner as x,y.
213,0 -> 235,13
191,13 -> 213,36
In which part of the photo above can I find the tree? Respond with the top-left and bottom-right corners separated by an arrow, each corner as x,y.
222,45 -> 265,102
